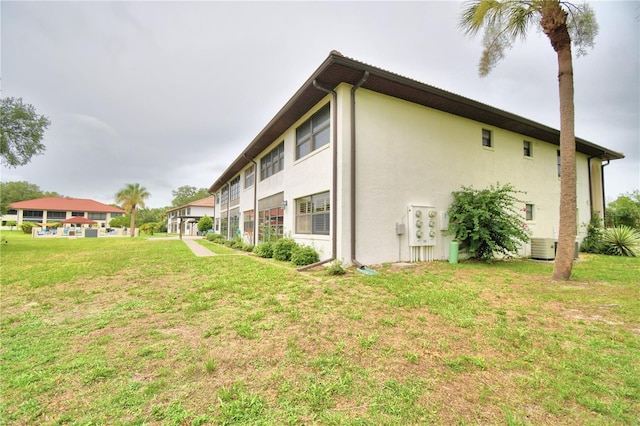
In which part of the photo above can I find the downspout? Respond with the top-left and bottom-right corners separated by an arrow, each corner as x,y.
226,182 -> 231,240
350,71 -> 369,269
297,81 -> 338,271
587,155 -> 596,220
601,158 -> 610,222
243,154 -> 259,246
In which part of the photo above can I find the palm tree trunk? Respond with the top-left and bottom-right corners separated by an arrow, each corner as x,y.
543,4 -> 576,281
130,211 -> 136,238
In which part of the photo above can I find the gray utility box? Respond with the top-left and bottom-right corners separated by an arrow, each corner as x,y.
531,238 -> 556,260
85,229 -> 98,238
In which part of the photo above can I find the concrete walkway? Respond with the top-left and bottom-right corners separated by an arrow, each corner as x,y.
148,235 -> 216,257
181,236 -> 216,257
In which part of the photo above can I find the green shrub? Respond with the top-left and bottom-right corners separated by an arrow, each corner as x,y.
326,259 -> 346,275
206,233 -> 225,243
447,183 -> 530,262
253,242 -> 273,258
273,238 -> 298,261
197,215 -> 213,234
242,244 -> 255,253
20,222 -> 35,234
580,214 -> 604,254
291,245 -> 319,266
602,225 -> 640,257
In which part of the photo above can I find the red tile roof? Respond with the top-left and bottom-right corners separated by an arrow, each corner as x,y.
9,197 -> 125,213
166,195 -> 215,212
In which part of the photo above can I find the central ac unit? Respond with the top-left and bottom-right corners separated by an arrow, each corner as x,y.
531,238 -> 556,260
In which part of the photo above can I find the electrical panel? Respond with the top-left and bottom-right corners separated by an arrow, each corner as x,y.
407,205 -> 437,246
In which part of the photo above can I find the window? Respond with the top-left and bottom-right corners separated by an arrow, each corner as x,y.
220,186 -> 229,206
258,207 -> 284,242
71,211 -> 84,217
525,204 -> 534,221
88,212 -> 107,220
111,213 -> 123,218
245,165 -> 255,188
482,129 -> 492,148
230,176 -> 240,201
557,150 -> 561,177
220,217 -> 228,238
47,211 -> 66,220
216,193 -> 220,205
296,191 -> 330,235
260,142 -> 284,180
296,104 -> 330,160
230,209 -> 240,238
243,210 -> 255,241
23,210 -> 43,219
523,141 -> 532,157
7,209 -> 17,215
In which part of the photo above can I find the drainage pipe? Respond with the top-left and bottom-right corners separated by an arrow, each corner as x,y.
297,81 -> 338,271
243,154 -> 259,246
350,71 -> 369,269
601,159 -> 610,221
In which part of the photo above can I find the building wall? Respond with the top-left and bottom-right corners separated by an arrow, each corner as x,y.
212,84 -> 601,266
352,88 -> 594,265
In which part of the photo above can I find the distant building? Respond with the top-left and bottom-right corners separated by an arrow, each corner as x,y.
5,197 -> 125,228
166,195 -> 215,236
208,51 -> 624,266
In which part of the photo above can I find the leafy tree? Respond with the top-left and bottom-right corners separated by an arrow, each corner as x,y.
0,97 -> 51,168
459,0 -> 598,279
606,191 -> 640,229
5,220 -> 17,230
447,183 -> 530,262
0,181 -> 61,215
109,214 -> 130,228
197,215 -> 213,234
139,222 -> 160,236
115,183 -> 150,237
171,186 -> 210,207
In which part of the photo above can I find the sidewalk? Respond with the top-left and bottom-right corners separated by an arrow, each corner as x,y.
181,236 -> 216,257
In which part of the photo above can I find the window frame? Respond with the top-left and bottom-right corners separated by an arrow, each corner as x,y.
260,142 -> 285,181
295,191 -> 330,235
525,204 -> 534,221
482,129 -> 492,148
295,104 -> 331,160
229,176 -> 240,202
523,140 -> 532,157
244,164 -> 255,189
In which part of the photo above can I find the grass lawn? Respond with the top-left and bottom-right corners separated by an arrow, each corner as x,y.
1,231 -> 638,425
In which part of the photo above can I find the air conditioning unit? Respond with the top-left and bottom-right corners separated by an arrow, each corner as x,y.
531,238 -> 556,260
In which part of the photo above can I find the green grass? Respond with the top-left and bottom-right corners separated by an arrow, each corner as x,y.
1,230 -> 638,425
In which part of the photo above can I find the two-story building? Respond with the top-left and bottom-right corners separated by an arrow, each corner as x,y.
6,197 -> 125,228
166,195 -> 215,236
208,51 -> 624,266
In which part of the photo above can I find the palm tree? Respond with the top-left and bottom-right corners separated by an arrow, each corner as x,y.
115,183 -> 150,238
459,0 -> 598,281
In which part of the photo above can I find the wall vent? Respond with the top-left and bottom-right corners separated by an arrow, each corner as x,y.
531,238 -> 556,260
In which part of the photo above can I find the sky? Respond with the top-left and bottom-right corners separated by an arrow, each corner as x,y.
2,0 -> 639,209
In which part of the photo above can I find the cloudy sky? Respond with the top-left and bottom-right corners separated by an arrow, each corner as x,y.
2,1 -> 638,208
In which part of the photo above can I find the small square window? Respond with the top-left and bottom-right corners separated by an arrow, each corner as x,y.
482,129 -> 492,147
523,141 -> 532,157
525,204 -> 534,221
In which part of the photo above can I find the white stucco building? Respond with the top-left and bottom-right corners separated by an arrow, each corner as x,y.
166,196 -> 215,236
208,52 -> 624,266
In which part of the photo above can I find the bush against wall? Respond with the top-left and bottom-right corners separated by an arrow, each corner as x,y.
291,245 -> 320,266
447,183 -> 530,262
253,242 -> 274,258
273,238 -> 298,261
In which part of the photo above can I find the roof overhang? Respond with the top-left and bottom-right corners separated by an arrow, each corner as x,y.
209,51 -> 625,193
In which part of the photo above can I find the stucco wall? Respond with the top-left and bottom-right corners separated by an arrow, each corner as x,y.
352,88 -> 593,265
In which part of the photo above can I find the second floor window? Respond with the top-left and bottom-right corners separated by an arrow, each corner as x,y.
245,165 -> 255,188
260,142 -> 284,180
230,176 -> 240,201
482,129 -> 492,148
296,104 -> 330,160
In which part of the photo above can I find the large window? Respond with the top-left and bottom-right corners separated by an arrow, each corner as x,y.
23,210 -> 43,220
220,186 -> 229,206
243,210 -> 255,241
296,191 -> 330,235
71,211 -> 84,217
230,209 -> 240,238
258,207 -> 284,242
244,165 -> 255,188
47,211 -> 66,220
88,212 -> 107,220
260,142 -> 284,181
230,176 -> 240,202
296,104 -> 330,160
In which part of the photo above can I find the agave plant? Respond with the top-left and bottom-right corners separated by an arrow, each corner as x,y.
602,226 -> 640,257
